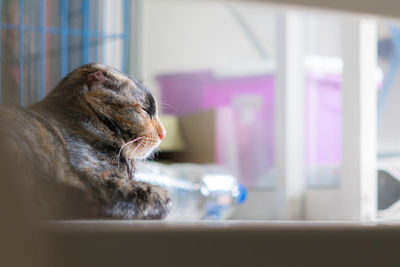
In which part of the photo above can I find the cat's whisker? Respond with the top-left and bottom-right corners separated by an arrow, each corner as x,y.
117,136 -> 144,170
129,139 -> 144,162
144,137 -> 158,143
134,147 -> 143,159
137,140 -> 151,159
137,144 -> 147,159
136,146 -> 146,159
146,150 -> 156,161
118,142 -> 135,170
128,144 -> 139,163
159,101 -> 177,112
122,136 -> 160,162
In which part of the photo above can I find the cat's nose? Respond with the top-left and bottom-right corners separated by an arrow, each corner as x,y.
158,131 -> 165,140
158,129 -> 166,140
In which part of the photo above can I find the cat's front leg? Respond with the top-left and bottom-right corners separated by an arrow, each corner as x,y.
102,179 -> 172,220
69,143 -> 172,219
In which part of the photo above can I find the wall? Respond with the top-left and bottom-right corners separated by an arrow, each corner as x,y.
139,0 -> 343,100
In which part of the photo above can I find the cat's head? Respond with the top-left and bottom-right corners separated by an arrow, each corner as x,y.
57,63 -> 166,160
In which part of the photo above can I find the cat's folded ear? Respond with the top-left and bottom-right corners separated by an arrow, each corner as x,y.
87,71 -> 108,88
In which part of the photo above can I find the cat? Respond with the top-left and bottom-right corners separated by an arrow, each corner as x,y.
0,63 -> 171,220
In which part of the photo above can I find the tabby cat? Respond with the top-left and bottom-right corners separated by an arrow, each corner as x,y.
0,63 -> 171,219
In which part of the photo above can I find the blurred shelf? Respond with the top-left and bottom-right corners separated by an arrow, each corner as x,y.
42,220 -> 400,267
251,0 -> 400,19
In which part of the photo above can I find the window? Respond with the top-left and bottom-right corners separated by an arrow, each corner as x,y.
0,0 -> 130,105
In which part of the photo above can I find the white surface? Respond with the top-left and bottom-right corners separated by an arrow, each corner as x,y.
274,11 -> 305,219
340,18 -> 377,220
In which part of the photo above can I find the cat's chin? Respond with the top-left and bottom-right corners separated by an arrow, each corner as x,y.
134,151 -> 154,160
134,144 -> 160,160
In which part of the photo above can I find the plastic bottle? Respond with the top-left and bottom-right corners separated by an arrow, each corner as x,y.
135,161 -> 247,220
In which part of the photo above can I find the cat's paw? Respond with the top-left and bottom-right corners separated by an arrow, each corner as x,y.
106,181 -> 172,220
134,182 -> 172,220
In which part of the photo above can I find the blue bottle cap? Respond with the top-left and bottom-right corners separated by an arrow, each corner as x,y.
237,185 -> 247,204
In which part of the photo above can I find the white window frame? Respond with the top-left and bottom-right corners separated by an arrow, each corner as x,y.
306,17 -> 377,220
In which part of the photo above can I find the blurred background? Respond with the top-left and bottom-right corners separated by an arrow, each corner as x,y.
2,0 -> 400,221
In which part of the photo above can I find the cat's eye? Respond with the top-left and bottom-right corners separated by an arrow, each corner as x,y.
141,107 -> 151,117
